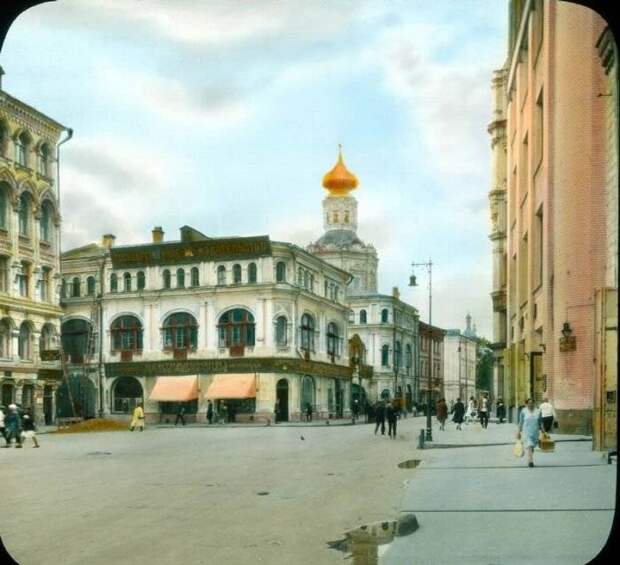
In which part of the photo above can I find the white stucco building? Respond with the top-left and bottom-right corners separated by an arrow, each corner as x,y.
60,226 -> 353,423
443,315 -> 478,405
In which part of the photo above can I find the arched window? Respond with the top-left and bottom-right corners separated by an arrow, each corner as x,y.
0,123 -> 8,157
190,267 -> 199,287
394,340 -> 402,371
0,183 -> 9,230
39,323 -> 56,355
60,278 -> 67,298
298,268 -> 303,286
217,265 -> 226,285
110,273 -> 118,293
218,309 -> 255,348
381,308 -> 389,323
344,211 -> 350,223
300,313 -> 315,352
406,343 -> 413,371
162,269 -> 171,289
123,272 -> 132,292
359,309 -> 367,324
275,316 -> 288,347
113,377 -> 143,414
40,200 -> 54,242
18,193 -> 30,236
18,322 -> 32,360
327,322 -> 340,357
61,318 -> 92,363
163,312 -> 198,351
72,276 -> 81,297
233,264 -> 242,283
176,268 -> 185,288
137,271 -> 145,290
0,318 -> 12,358
38,143 -> 50,176
381,344 -> 390,367
276,261 -> 286,282
111,316 -> 143,352
87,276 -> 96,296
248,262 -> 257,283
15,131 -> 30,167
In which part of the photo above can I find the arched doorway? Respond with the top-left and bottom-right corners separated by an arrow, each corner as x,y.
351,383 -> 367,417
276,378 -> 289,422
300,375 -> 315,414
57,374 -> 97,418
61,319 -> 92,364
381,388 -> 391,400
335,379 -> 344,418
112,377 -> 143,414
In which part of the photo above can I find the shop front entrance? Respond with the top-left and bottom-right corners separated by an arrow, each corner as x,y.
44,385 -> 54,425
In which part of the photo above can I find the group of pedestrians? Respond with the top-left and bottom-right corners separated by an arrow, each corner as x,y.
0,404 -> 40,448
373,399 -> 399,438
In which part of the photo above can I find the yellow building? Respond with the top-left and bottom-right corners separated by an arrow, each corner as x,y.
489,1 -> 617,443
0,66 -> 71,424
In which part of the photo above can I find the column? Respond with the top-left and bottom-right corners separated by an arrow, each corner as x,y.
206,300 -> 217,349
199,301 -> 208,349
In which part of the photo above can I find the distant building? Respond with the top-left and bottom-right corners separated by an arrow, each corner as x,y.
307,148 -> 420,408
0,66 -> 71,424
60,227 -> 353,423
489,0 -> 618,440
418,321 -> 445,406
443,315 -> 477,404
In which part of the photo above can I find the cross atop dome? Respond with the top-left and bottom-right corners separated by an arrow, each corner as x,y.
322,144 -> 359,197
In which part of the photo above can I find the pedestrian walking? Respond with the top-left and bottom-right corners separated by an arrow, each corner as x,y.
206,401 -> 214,425
305,402 -> 313,422
517,398 -> 543,468
479,393 -> 490,429
465,396 -> 477,424
452,398 -> 465,430
21,409 -> 39,448
436,398 -> 448,431
539,397 -> 557,433
386,401 -> 398,438
174,403 -> 186,426
496,398 -> 506,424
352,398 -> 360,421
4,404 -> 23,447
0,406 -> 8,447
130,402 -> 145,432
374,401 -> 386,435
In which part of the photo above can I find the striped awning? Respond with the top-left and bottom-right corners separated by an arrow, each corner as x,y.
149,376 -> 199,402
205,374 -> 256,400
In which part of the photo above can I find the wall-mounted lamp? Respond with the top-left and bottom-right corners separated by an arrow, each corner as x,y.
561,322 -> 572,339
560,322 -> 576,352
409,274 -> 417,287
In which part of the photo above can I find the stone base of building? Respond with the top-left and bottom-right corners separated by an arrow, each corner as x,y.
555,409 -> 593,435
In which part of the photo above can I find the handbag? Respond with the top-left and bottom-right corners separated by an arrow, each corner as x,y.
553,420 -> 559,429
539,430 -> 555,452
513,439 -> 524,458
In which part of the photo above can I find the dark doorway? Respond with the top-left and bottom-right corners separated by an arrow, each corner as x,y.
61,319 -> 93,364
276,378 -> 289,422
57,373 -> 97,418
44,385 -> 53,425
2,383 -> 13,407
530,352 -> 543,403
335,379 -> 344,418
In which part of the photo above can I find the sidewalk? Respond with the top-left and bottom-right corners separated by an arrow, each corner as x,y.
384,422 -> 616,565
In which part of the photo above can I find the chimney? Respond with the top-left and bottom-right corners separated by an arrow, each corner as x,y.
392,286 -> 400,300
101,234 -> 116,249
152,226 -> 164,243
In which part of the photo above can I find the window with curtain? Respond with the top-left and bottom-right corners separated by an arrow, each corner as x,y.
163,312 -> 198,351
275,316 -> 288,346
111,315 -> 143,352
218,309 -> 255,347
327,322 -> 339,356
300,313 -> 315,352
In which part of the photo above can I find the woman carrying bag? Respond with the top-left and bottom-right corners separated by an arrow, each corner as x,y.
516,398 -> 542,467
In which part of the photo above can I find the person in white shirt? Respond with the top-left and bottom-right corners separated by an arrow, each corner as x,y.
539,397 -> 556,433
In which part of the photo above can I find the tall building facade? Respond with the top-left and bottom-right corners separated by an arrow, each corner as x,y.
0,68 -> 70,424
60,227 -> 353,423
489,0 -> 618,440
307,149 -> 420,408
418,321 -> 445,406
443,316 -> 478,405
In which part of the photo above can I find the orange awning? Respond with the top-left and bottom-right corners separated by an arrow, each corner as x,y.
149,376 -> 199,402
205,374 -> 256,400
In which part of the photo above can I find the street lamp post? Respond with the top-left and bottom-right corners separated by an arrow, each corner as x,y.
410,258 -> 433,442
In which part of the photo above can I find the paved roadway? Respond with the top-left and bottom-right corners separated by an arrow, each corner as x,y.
0,417 -> 423,565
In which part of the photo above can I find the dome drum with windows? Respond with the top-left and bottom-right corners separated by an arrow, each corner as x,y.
322,145 -> 358,197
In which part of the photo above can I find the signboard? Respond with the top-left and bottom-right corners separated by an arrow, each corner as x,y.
110,236 -> 272,268
559,336 -> 577,352
105,356 -> 353,379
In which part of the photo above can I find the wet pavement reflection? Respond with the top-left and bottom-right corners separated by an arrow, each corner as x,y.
327,513 -> 419,564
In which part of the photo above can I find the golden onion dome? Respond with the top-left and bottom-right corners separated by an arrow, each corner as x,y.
322,145 -> 358,196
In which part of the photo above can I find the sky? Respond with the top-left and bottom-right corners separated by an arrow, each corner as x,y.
0,0 -> 508,338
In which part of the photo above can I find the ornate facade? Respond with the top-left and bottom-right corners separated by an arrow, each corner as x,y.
0,67 -> 69,424
60,227 -> 353,423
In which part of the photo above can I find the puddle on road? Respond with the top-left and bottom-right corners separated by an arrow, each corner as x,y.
397,459 -> 421,469
86,451 -> 112,456
327,513 -> 419,564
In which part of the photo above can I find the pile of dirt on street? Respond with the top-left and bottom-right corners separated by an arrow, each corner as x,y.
53,419 -> 128,434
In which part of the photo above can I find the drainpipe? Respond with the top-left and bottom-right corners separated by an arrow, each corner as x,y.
97,257 -> 105,418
